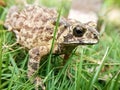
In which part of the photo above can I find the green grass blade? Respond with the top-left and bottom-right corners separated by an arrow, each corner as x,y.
0,35 -> 2,89
75,49 -> 84,90
113,71 -> 120,90
103,71 -> 120,90
46,6 -> 62,90
0,29 -> 3,89
88,47 -> 109,90
53,49 -> 76,87
47,7 -> 62,74
0,81 -> 9,89
109,71 -> 120,90
7,69 -> 15,90
21,54 -> 28,69
9,53 -> 19,75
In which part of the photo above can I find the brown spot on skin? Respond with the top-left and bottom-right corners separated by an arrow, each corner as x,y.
29,55 -> 40,61
64,36 -> 68,42
41,47 -> 44,51
19,22 -> 24,27
28,35 -> 33,38
57,28 -> 66,39
64,34 -> 73,42
26,5 -> 35,12
40,26 -> 44,30
86,32 -> 93,38
32,48 -> 40,55
22,33 -> 27,37
41,17 -> 48,22
33,27 -> 39,30
29,48 -> 40,60
44,36 -> 53,41
34,13 -> 42,21
24,24 -> 31,29
28,61 -> 38,70
46,27 -> 52,30
52,19 -> 66,27
50,31 -> 53,35
66,34 -> 73,39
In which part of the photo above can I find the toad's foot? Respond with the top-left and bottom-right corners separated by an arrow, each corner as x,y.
34,77 -> 45,90
28,46 -> 49,90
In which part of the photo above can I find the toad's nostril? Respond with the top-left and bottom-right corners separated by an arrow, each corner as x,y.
94,34 -> 98,39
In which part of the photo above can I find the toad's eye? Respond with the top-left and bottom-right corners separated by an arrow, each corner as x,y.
73,26 -> 86,37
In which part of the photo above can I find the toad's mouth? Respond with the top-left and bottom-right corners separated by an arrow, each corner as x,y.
63,39 -> 99,45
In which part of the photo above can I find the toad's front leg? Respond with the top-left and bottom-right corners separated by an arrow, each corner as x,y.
28,46 -> 49,90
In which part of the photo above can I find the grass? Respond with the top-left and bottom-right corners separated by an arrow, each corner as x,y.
0,0 -> 120,90
46,5 -> 62,89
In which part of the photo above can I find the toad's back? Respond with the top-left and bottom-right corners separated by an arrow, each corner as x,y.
4,5 -> 59,49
